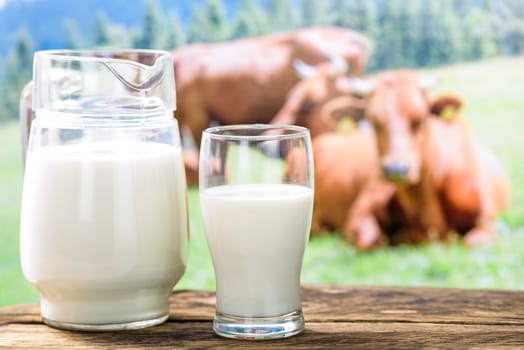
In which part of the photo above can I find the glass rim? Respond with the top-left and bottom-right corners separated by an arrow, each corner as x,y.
34,49 -> 171,67
202,124 -> 310,142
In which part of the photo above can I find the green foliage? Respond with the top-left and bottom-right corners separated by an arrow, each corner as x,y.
133,0 -> 162,49
231,0 -> 270,39
0,56 -> 4,87
374,0 -> 404,69
92,11 -> 110,47
0,29 -> 32,122
107,24 -> 132,49
92,10 -> 132,49
434,0 -> 461,64
300,0 -> 331,27
462,8 -> 498,60
494,0 -> 524,54
186,4 -> 208,43
332,0 -> 379,71
415,1 -> 442,66
396,0 -> 419,67
266,0 -> 299,32
1,0 -> 518,79
332,0 -> 378,35
187,0 -> 229,43
63,19 -> 82,49
163,13 -> 186,49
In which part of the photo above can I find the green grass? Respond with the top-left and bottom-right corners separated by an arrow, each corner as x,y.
2,57 -> 524,307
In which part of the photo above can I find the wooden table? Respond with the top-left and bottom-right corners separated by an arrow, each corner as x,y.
1,285 -> 523,349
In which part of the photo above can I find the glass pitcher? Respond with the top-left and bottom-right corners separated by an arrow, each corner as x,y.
19,50 -> 189,331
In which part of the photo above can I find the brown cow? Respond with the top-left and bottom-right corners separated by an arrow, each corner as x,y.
348,70 -> 509,247
172,26 -> 369,184
276,63 -> 390,249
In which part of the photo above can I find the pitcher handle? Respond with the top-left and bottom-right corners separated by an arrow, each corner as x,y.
20,81 -> 33,168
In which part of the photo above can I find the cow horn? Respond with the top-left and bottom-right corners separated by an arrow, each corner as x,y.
327,54 -> 349,76
292,59 -> 318,80
419,76 -> 438,90
350,76 -> 374,96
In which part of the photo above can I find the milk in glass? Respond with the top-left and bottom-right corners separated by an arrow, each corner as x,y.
200,183 -> 313,318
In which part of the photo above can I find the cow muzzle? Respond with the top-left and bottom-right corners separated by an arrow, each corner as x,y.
381,162 -> 410,183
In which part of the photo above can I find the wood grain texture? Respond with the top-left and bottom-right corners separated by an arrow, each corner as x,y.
2,322 -> 524,350
2,285 -> 524,349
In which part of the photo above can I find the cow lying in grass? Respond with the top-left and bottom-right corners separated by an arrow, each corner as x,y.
308,70 -> 509,249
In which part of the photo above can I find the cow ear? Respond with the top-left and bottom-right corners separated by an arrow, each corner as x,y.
430,95 -> 463,121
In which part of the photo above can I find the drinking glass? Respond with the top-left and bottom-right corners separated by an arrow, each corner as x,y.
199,124 -> 314,340
19,50 -> 189,331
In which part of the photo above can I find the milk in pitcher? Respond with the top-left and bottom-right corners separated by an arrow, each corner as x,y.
20,141 -> 188,326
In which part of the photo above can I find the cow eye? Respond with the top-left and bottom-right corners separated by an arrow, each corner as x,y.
411,120 -> 422,132
298,100 -> 316,118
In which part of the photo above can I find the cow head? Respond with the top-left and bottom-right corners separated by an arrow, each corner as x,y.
353,71 -> 459,185
274,58 -> 366,137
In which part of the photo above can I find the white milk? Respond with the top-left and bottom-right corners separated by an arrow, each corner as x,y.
20,141 -> 188,325
200,184 -> 313,318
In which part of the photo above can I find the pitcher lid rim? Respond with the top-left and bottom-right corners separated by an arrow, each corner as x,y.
34,49 -> 172,68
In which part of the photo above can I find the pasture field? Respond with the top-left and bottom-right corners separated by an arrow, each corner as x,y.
1,57 -> 524,307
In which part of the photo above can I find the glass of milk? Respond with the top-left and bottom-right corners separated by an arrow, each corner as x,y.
199,124 -> 314,340
19,50 -> 189,331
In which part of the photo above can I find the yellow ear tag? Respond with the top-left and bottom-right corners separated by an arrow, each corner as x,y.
331,66 -> 345,77
337,116 -> 356,133
440,105 -> 456,122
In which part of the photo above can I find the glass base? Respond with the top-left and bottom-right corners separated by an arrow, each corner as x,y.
213,310 -> 304,340
43,313 -> 168,332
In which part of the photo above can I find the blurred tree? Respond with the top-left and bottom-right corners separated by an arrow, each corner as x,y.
415,0 -> 449,66
430,0 -> 461,65
396,0 -> 419,68
108,24 -> 132,49
266,0 -> 299,32
164,13 -> 186,49
480,0 -> 501,54
0,56 -> 4,87
133,0 -> 162,49
332,0 -> 376,33
63,19 -> 82,49
450,0 -> 476,18
231,0 -> 270,39
300,0 -> 331,27
374,0 -> 403,69
206,0 -> 227,36
187,0 -> 229,43
462,7 -> 497,60
495,0 -> 524,54
331,0 -> 378,71
0,29 -> 33,122
92,11 -> 110,47
186,4 -> 207,43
